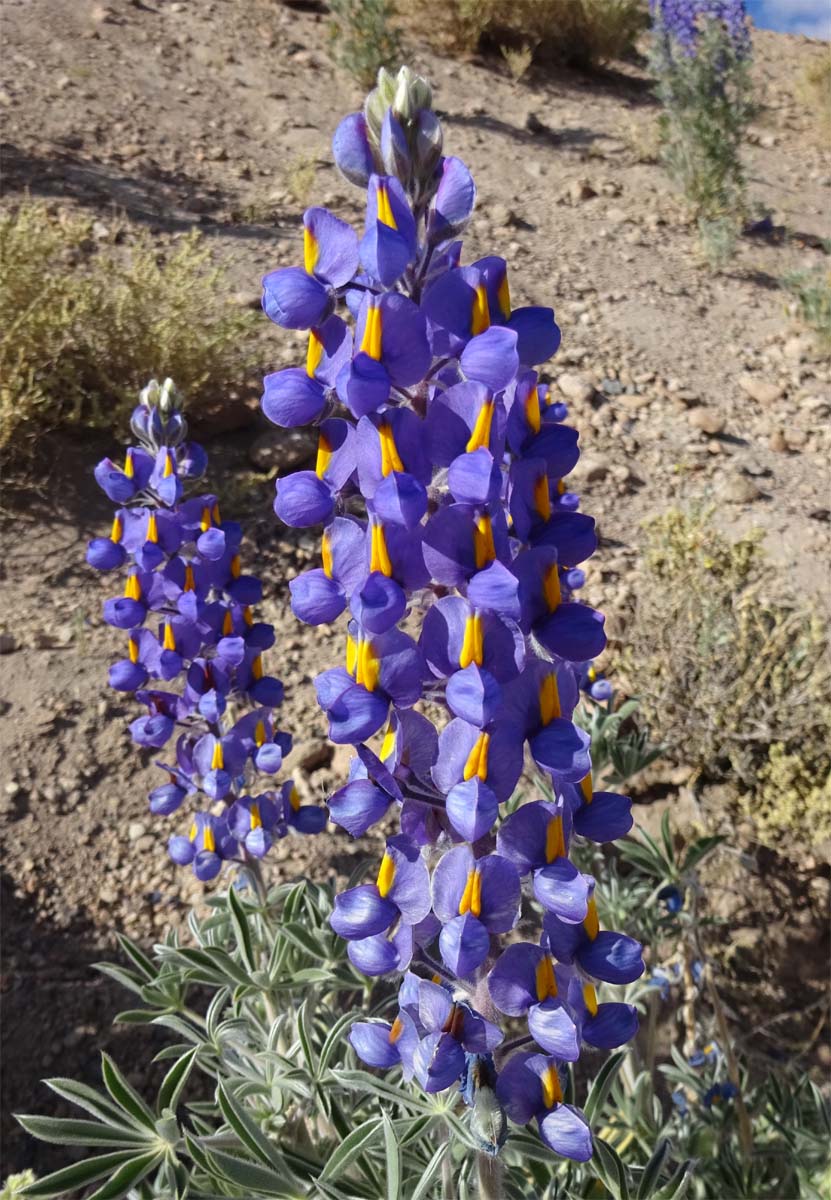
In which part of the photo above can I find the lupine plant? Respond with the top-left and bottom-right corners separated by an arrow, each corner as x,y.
86,376 -> 327,886
650,0 -> 754,266
21,66 -> 814,1200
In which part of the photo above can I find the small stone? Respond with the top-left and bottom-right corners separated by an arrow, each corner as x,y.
739,374 -> 784,406
785,428 -> 809,449
128,821 -> 147,842
577,457 -> 609,483
568,178 -> 597,204
605,207 -> 629,224
600,378 -> 623,396
688,407 -> 725,435
556,372 -> 595,404
0,633 -> 16,653
718,471 -> 763,504
768,429 -> 788,453
205,145 -> 228,162
293,740 -> 334,773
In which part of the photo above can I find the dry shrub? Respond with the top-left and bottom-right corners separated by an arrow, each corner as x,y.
0,204 -> 259,455
796,49 -> 831,137
623,509 -> 831,851
404,0 -> 646,66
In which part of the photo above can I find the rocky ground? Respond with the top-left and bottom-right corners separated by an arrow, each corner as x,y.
1,0 -> 830,1175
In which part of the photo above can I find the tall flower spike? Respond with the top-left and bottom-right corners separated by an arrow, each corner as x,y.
87,378 -> 326,879
263,66 -> 643,1163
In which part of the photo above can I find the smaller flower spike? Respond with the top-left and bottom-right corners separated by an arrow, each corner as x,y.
87,379 -> 326,878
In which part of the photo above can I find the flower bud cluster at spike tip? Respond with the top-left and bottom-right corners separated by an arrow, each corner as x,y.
87,377 -> 326,880
261,67 -> 644,1162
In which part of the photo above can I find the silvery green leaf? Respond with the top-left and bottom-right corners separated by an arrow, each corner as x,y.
319,1117 -> 382,1183
16,1115 -> 146,1148
637,1138 -> 671,1199
115,932 -> 158,981
217,1082 -> 286,1171
584,1051 -> 627,1125
94,963 -> 146,998
84,1150 -> 161,1200
114,1007 -> 167,1024
279,922 -> 329,960
594,1138 -> 630,1200
328,1070 -> 431,1114
381,1114 -> 401,1200
152,1015 -> 204,1045
318,1009 -> 358,1077
654,1158 -> 694,1200
44,1077 -> 128,1127
201,1146 -> 297,1195
281,880 -> 307,922
100,1054 -> 156,1130
227,885 -> 256,973
408,1142 -> 449,1200
19,1150 -> 140,1197
157,1045 -> 198,1113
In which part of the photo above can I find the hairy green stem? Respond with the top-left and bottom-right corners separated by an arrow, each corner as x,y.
477,1152 -> 503,1200
242,857 -> 278,1027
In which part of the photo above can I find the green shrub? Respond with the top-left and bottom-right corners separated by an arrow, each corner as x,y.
783,265 -> 831,349
0,204 -> 259,454
330,0 -> 403,88
651,9 -> 754,268
623,509 -> 831,851
404,0 -> 646,68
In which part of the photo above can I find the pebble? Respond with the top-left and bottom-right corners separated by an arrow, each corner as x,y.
577,457 -> 610,483
768,430 -> 788,453
718,471 -> 763,504
739,374 -> 784,406
127,821 -> 148,842
556,372 -> 595,404
688,407 -> 725,435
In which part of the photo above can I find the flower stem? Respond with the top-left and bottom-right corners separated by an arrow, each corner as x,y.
241,857 -> 278,1027
477,1152 -> 503,1200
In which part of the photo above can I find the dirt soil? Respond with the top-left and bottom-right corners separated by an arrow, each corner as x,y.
1,0 -> 830,1177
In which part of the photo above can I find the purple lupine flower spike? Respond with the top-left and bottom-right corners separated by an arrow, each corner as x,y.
87,377 -> 326,878
262,67 -> 643,1159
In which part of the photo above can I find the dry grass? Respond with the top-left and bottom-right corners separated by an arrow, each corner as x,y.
623,509 -> 831,851
404,0 -> 646,67
796,49 -> 831,138
0,204 -> 259,455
